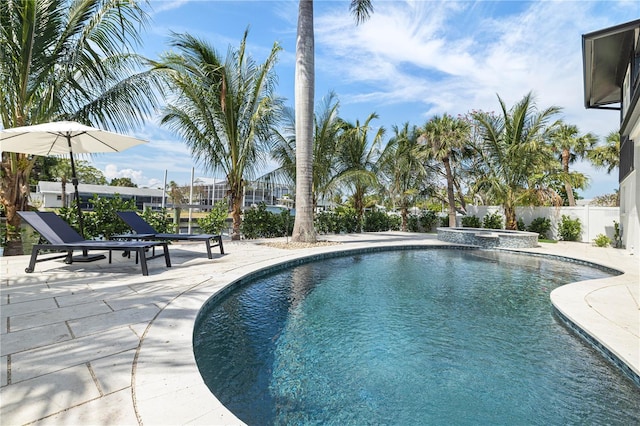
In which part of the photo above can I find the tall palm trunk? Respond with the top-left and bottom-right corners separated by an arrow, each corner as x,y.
504,206 -> 517,230
453,177 -> 467,214
1,153 -> 33,255
443,156 -> 456,227
401,207 -> 409,232
227,173 -> 244,240
562,148 -> 575,206
292,0 -> 317,243
504,191 -> 517,230
354,184 -> 366,231
231,191 -> 243,240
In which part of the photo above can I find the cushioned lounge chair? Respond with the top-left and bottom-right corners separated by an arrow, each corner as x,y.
18,211 -> 171,276
115,211 -> 224,259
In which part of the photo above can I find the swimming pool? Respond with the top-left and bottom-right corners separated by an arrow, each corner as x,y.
193,248 -> 640,424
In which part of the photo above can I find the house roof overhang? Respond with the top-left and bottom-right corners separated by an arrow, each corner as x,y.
582,19 -> 640,109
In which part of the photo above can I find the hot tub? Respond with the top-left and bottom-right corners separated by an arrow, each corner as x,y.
437,227 -> 539,248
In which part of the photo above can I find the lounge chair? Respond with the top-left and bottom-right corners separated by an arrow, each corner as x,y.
18,211 -> 171,276
115,211 -> 224,259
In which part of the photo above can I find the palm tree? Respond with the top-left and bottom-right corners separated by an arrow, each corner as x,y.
312,93 -> 344,208
550,123 -> 597,206
334,113 -> 384,229
472,93 -> 560,229
292,0 -> 374,243
272,92 -> 343,211
378,123 -> 431,231
50,160 -> 74,208
421,114 -> 471,227
167,181 -> 186,206
157,31 -> 282,240
588,131 -> 620,174
0,0 -> 162,254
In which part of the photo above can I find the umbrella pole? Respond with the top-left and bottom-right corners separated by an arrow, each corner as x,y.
67,135 -> 105,262
67,140 -> 85,239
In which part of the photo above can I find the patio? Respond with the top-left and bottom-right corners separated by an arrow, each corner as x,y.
1,232 -> 638,425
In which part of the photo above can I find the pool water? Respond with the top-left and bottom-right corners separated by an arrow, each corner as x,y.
193,249 -> 640,425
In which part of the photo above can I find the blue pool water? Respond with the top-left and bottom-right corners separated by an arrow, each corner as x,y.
193,249 -> 640,425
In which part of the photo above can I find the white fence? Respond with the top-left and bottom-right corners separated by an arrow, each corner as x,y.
465,205 -> 620,243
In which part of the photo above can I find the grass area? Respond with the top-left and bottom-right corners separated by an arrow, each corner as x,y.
538,238 -> 558,244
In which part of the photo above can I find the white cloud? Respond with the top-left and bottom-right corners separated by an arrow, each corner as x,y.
149,0 -> 191,14
145,178 -> 164,189
104,164 -> 145,183
310,0 -> 632,198
314,0 -> 628,140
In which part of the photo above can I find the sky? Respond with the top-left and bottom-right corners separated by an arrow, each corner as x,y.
89,0 -> 639,199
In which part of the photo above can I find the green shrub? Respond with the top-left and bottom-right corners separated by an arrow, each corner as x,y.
516,217 -> 526,231
527,217 -> 552,240
407,215 -> 419,232
317,207 -> 398,234
482,212 -> 503,229
439,216 -> 449,227
388,214 -> 401,231
363,210 -> 390,232
197,199 -> 228,234
241,203 -> 288,239
315,211 -> 338,234
362,210 -> 403,232
59,194 -> 136,239
613,221 -> 622,248
141,208 -> 171,233
461,215 -> 481,228
0,220 -> 6,248
280,209 -> 294,236
58,202 -> 81,233
558,215 -> 582,241
88,195 -> 139,239
337,207 -> 360,233
593,234 -> 611,247
419,210 -> 439,231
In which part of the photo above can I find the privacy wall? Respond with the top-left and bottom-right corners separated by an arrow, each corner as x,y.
465,206 -> 620,244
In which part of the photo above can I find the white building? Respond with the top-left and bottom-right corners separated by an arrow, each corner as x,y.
583,19 -> 640,252
33,178 -> 295,211
34,181 -> 165,210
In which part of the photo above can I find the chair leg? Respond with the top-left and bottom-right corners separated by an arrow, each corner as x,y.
205,240 -> 213,259
138,248 -> 149,276
25,248 -> 39,273
163,244 -> 171,267
217,236 -> 224,254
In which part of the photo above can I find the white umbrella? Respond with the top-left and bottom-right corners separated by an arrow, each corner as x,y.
0,121 -> 148,239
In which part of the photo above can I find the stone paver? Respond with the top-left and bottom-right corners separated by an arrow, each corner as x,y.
7,301 -> 113,332
0,364 -> 100,425
66,304 -> 160,337
89,350 -> 137,395
9,327 -> 139,383
31,390 -> 138,426
0,323 -> 71,356
1,298 -> 59,318
1,232 -> 638,425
